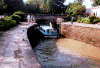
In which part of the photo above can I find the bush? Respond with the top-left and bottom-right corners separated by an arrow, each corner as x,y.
77,16 -> 90,23
93,19 -> 100,24
3,19 -> 16,29
11,15 -> 21,24
76,15 -> 100,24
77,16 -> 82,23
67,15 -> 71,21
0,20 -> 4,30
1,16 -> 12,21
10,20 -> 17,26
63,15 -> 71,22
89,15 -> 96,24
83,19 -> 90,24
0,16 -> 17,31
13,11 -> 24,21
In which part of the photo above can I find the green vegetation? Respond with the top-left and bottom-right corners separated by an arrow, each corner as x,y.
0,16 -> 17,30
11,15 -> 21,24
77,15 -> 100,24
64,15 -> 71,22
89,15 -> 96,23
4,0 -> 24,13
0,0 -> 7,14
93,18 -> 100,24
25,0 -> 65,14
93,0 -> 100,6
13,11 -> 24,21
65,2 -> 86,15
0,11 -> 24,31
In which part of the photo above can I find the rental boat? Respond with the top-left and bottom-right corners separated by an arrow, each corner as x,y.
38,25 -> 59,38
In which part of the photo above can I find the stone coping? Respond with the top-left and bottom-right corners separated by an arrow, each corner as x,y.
62,22 -> 100,29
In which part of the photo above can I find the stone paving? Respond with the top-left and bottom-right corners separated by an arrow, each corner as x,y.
0,22 -> 42,68
62,22 -> 100,29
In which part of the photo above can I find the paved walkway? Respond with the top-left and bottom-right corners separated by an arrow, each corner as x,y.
0,22 -> 42,68
62,22 -> 100,29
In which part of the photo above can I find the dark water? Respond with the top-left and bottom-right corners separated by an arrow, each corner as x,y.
33,38 -> 100,68
27,25 -> 100,68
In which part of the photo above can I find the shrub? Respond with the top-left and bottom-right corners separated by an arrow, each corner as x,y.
11,15 -> 21,24
83,19 -> 90,23
67,15 -> 71,21
10,20 -> 17,26
89,15 -> 96,24
1,16 -> 12,21
93,19 -> 100,24
0,16 -> 17,31
77,16 -> 82,23
0,20 -> 4,30
63,15 -> 71,22
13,11 -> 24,21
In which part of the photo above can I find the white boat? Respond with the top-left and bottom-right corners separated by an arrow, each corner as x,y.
38,25 -> 59,38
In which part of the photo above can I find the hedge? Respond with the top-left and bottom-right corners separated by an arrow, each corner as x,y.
13,11 -> 24,21
0,16 -> 17,31
11,15 -> 21,24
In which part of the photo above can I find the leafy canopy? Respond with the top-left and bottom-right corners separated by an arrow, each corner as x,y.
65,2 -> 86,15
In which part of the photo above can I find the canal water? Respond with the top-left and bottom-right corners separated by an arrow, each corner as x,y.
34,37 -> 100,68
27,24 -> 100,68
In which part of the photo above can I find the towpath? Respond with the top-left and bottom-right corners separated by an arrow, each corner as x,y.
0,22 -> 42,68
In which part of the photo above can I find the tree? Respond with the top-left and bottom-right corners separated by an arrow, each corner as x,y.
0,0 -> 7,14
93,0 -> 100,6
65,2 -> 86,15
74,0 -> 83,3
26,0 -> 66,14
49,0 -> 65,14
4,0 -> 24,13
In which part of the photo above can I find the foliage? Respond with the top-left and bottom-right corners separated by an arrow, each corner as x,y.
13,11 -> 24,15
65,2 -> 86,15
0,0 -> 7,14
1,16 -> 12,21
93,18 -> 100,24
11,15 -> 21,19
0,16 -> 17,30
77,15 -> 100,24
93,0 -> 100,6
75,0 -> 83,3
89,15 -> 96,23
26,0 -> 65,14
0,20 -> 4,30
4,0 -> 24,13
77,17 -> 90,23
83,19 -> 90,23
64,15 -> 71,21
13,11 -> 24,21
11,15 -> 21,24
77,16 -> 82,23
0,0 -> 7,10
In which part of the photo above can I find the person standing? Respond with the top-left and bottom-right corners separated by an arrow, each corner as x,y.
71,16 -> 74,24
27,14 -> 30,23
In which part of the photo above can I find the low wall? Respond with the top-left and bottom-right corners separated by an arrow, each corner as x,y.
60,23 -> 100,47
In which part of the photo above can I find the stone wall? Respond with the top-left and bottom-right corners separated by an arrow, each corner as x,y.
60,24 -> 100,47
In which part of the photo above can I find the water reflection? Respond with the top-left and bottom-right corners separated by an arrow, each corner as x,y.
34,38 -> 100,68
